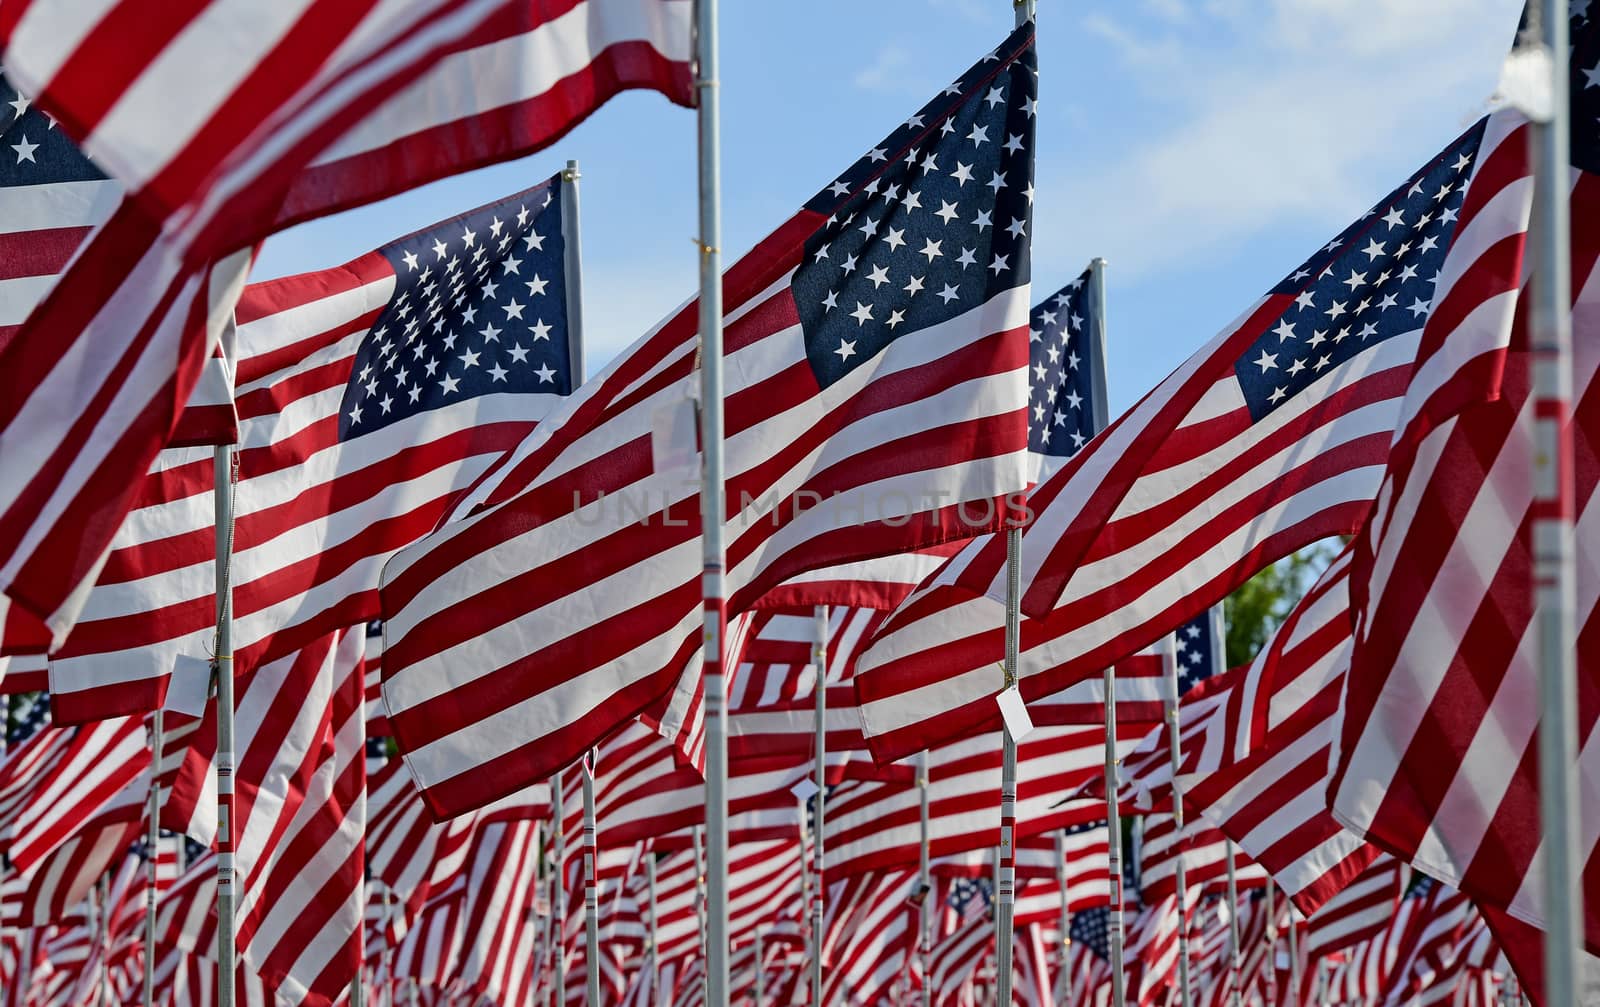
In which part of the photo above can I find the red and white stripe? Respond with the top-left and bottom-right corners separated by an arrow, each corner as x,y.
4,774 -> 145,928
1137,813 -> 1267,904
1304,852 -> 1408,962
0,713 -> 147,873
1331,107 -> 1600,947
0,0 -> 692,648
378,30 -> 1039,817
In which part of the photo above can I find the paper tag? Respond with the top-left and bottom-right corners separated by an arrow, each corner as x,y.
165,654 -> 213,718
650,397 -> 698,473
995,685 -> 1034,742
1274,950 -> 1291,969
790,777 -> 820,803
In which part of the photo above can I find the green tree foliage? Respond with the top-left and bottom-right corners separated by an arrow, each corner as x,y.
1221,539 -> 1342,668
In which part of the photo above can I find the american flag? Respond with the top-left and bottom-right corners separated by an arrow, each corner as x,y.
1137,812 -> 1267,905
815,868 -> 919,1005
1304,852 -> 1408,961
2,773 -> 145,928
0,0 -> 692,651
861,119 -> 1494,762
48,178 -> 576,724
379,23 -> 1039,817
850,266 -> 1126,763
1332,5 -> 1600,961
160,627 -> 367,1004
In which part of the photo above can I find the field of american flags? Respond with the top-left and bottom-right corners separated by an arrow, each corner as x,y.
0,0 -> 1592,1005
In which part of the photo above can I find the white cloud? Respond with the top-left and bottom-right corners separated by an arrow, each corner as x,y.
853,44 -> 918,94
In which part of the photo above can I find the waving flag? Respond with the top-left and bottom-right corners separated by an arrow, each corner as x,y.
47,179 -> 577,723
0,0 -> 692,645
860,116 -> 1495,759
1332,6 -> 1600,956
381,23 -> 1039,817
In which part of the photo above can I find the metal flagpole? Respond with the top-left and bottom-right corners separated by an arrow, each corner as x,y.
582,751 -> 599,1007
214,442 -> 237,1007
1055,828 -> 1073,1004
351,897 -> 366,1007
143,711 -> 163,1007
1087,254 -> 1126,1007
918,750 -> 932,1007
1527,3 -> 1582,1004
96,874 -> 109,1007
692,0 -> 729,1000
1225,842 -> 1242,1007
1161,634 -> 1193,1007
1264,885 -> 1279,1004
646,852 -> 660,998
754,929 -> 765,1006
552,779 -> 567,1003
995,525 -> 1021,1004
1287,907 -> 1301,1007
560,159 -> 586,383
811,604 -> 828,1006
693,825 -> 709,1004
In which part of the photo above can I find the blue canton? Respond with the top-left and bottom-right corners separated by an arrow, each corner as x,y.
1070,906 -> 1112,962
338,176 -> 573,439
0,70 -> 105,189
947,875 -> 995,922
5,691 -> 49,746
793,23 -> 1036,389
1569,4 -> 1600,174
1234,122 -> 1485,422
1174,608 -> 1220,695
1029,267 -> 1106,458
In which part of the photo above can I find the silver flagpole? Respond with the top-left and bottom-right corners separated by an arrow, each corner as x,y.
1287,906 -> 1300,1007
753,929 -> 764,1006
918,750 -> 931,1007
1528,3 -> 1581,1004
582,752 -> 599,1007
646,851 -> 660,998
1225,843 -> 1242,1007
214,441 -> 237,1007
1161,634 -> 1193,1007
995,525 -> 1021,1005
143,711 -> 163,1007
693,0 -> 729,1000
560,160 -> 586,383
1055,828 -> 1073,1004
96,874 -> 109,1007
1087,255 -> 1126,1007
552,780 -> 567,1004
811,604 -> 828,1006
693,825 -> 708,1004
351,895 -> 366,1007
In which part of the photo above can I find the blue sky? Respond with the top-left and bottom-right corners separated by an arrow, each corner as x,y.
255,0 -> 1524,416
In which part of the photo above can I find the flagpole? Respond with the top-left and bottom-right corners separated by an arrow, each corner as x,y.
1225,843 -> 1242,1007
1087,254 -> 1126,1007
693,824 -> 708,1004
692,0 -> 729,1000
143,711 -> 163,1007
918,749 -> 932,1007
1287,907 -> 1300,1007
1055,828 -> 1073,1005
214,441 -> 237,1007
1527,3 -> 1581,1004
1161,634 -> 1193,1007
754,929 -> 765,1006
552,779 -> 567,1003
582,751 -> 599,1007
646,851 -> 660,998
811,604 -> 828,1006
560,159 -> 586,383
995,524 -> 1021,1005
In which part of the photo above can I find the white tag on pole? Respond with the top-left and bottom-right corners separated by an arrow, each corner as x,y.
650,397 -> 698,473
165,654 -> 212,718
790,777 -> 820,803
995,685 -> 1034,742
1274,950 -> 1291,969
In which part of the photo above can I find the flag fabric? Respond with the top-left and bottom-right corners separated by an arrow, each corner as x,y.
853,266 -> 1114,762
1331,8 -> 1600,954
860,118 -> 1493,757
48,178 -> 577,724
380,23 -> 1040,817
1304,853 -> 1408,962
0,0 -> 692,647
3,774 -> 145,928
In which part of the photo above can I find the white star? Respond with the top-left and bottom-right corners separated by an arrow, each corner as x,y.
1268,386 -> 1288,405
956,247 -> 977,268
1452,152 -> 1472,173
1382,207 -> 1406,230
1408,297 -> 1430,317
1071,431 -> 1086,448
440,374 -> 461,395
1287,358 -> 1306,376
902,190 -> 923,213
523,230 -> 545,251
987,254 -> 1010,275
1006,217 -> 1027,239
500,255 -> 523,275
1065,389 -> 1083,410
973,209 -> 992,231
401,250 -> 419,271
967,124 -> 989,147
1342,270 -> 1366,290
868,146 -> 888,162
516,205 -> 530,226
526,274 -> 550,297
986,171 -> 1006,194
1314,354 -> 1333,371
1003,133 -> 1025,155
1253,349 -> 1279,372
504,299 -> 526,320
842,253 -> 859,274
424,357 -> 440,377
850,302 -> 874,326
951,162 -> 974,186
480,322 -> 502,342
461,226 -> 477,247
1419,235 -> 1439,254
937,283 -> 960,304
10,135 -> 38,163
535,363 -> 556,383
813,243 -> 831,263
984,86 -> 1006,108
1362,238 -> 1386,261
509,343 -> 530,363
488,362 -> 509,382
823,289 -> 839,310
1022,94 -> 1038,117
936,200 -> 960,225
481,279 -> 499,299
1325,300 -> 1347,320
920,238 -> 943,262
1582,60 -> 1600,89
886,309 -> 905,330
828,180 -> 850,198
6,93 -> 28,119
884,227 -> 907,252
1273,320 -> 1297,341
379,394 -> 394,414
407,384 -> 422,404
867,264 -> 890,288
459,348 -> 481,368
348,404 -> 364,425
903,275 -> 925,296
530,318 -> 553,341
